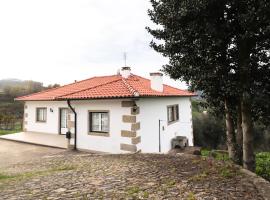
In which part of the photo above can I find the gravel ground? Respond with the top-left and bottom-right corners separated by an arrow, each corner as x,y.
0,150 -> 264,200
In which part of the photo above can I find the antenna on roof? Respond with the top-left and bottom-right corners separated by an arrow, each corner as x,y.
123,52 -> 127,67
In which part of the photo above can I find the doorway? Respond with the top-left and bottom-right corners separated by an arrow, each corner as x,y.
59,108 -> 69,135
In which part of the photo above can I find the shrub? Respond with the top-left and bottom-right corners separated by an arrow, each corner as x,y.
193,114 -> 226,149
256,152 -> 270,181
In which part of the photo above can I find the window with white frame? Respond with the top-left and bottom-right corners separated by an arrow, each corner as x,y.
167,105 -> 179,123
36,107 -> 47,122
89,111 -> 109,133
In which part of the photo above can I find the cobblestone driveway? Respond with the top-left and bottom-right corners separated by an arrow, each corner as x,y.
0,147 -> 263,200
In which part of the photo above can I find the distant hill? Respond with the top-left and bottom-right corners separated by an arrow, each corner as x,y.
0,78 -> 60,117
0,78 -> 60,99
0,79 -> 24,89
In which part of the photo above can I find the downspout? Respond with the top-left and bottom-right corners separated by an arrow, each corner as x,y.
159,119 -> 161,152
67,100 -> 77,150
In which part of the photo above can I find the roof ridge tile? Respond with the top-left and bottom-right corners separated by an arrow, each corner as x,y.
121,77 -> 140,97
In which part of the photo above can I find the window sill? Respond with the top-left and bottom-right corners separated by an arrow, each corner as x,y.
167,120 -> 179,126
36,121 -> 47,123
88,132 -> 110,137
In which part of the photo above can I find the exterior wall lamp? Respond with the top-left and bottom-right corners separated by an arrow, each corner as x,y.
132,103 -> 138,113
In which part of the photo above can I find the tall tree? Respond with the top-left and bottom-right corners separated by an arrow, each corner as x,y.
147,0 -> 270,171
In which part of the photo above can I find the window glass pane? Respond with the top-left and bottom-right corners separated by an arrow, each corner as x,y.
90,112 -> 109,133
101,113 -> 109,132
91,113 -> 100,132
43,109 -> 47,121
168,107 -> 174,122
38,109 -> 42,121
168,105 -> 179,123
175,105 -> 179,120
61,109 -> 68,128
37,108 -> 46,122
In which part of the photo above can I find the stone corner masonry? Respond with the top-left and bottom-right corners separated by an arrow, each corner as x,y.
120,100 -> 141,153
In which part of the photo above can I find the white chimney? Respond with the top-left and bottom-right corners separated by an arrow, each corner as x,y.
121,67 -> 131,79
150,72 -> 163,92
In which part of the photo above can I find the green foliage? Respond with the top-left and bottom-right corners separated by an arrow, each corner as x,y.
219,167 -> 234,178
0,129 -> 20,136
214,152 -> 229,161
147,0 -> 270,121
0,79 -> 60,132
201,149 -> 229,161
202,150 -> 270,181
254,125 -> 270,152
0,173 -> 15,180
201,149 -> 210,157
256,152 -> 270,181
192,100 -> 270,152
193,114 -> 226,149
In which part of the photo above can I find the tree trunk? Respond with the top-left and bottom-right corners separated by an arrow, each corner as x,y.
224,99 -> 237,162
235,102 -> 243,165
241,92 -> 255,171
238,39 -> 255,171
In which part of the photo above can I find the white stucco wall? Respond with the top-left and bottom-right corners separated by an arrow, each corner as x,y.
137,97 -> 193,153
24,97 -> 193,153
70,99 -> 131,153
25,101 -> 68,134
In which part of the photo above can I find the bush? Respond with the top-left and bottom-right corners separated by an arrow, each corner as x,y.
193,114 -> 226,149
256,152 -> 270,181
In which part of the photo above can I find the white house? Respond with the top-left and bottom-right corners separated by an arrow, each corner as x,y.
16,67 -> 195,153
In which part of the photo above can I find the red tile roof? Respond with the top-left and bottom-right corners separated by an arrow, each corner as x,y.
15,74 -> 195,101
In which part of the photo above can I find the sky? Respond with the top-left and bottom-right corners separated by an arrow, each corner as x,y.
0,0 -> 187,89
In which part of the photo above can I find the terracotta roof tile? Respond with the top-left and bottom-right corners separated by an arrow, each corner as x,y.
15,74 -> 195,101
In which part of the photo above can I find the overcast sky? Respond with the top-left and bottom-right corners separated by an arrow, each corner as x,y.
0,0 -> 187,88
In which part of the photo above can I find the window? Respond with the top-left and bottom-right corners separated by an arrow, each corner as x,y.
36,108 -> 47,122
167,105 -> 179,123
89,112 -> 109,133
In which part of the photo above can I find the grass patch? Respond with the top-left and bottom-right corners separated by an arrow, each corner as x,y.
126,186 -> 140,196
189,171 -> 209,182
0,164 -> 76,187
0,129 -> 21,136
0,173 -> 15,180
201,149 -> 229,161
256,152 -> 270,181
201,149 -> 210,157
202,149 -> 270,181
142,191 -> 149,198
187,192 -> 196,200
219,167 -> 234,178
52,165 -> 75,171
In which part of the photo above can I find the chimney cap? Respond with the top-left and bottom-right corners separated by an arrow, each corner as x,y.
121,66 -> 131,79
121,66 -> 131,71
150,72 -> 163,76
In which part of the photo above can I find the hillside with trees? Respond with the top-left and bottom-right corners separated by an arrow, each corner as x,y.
0,79 -> 60,132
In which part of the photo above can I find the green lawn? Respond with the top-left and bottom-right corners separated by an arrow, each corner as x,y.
0,122 -> 22,136
0,129 -> 21,136
201,149 -> 270,181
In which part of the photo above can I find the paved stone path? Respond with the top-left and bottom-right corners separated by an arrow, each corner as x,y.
0,150 -> 264,200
